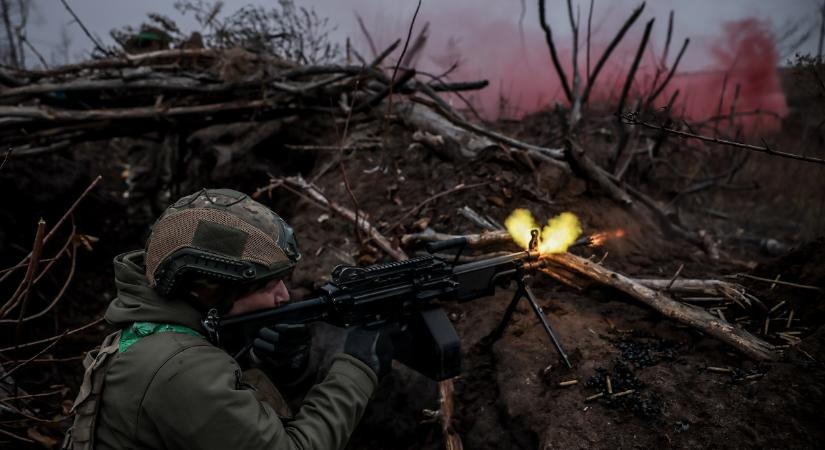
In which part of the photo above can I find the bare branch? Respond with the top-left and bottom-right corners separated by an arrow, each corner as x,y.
538,0 -> 573,102
580,2 -> 645,105
0,0 -> 19,67
354,12 -> 378,58
59,0 -> 111,56
623,114 -> 825,165
645,37 -> 689,108
616,18 -> 654,115
567,0 -> 583,125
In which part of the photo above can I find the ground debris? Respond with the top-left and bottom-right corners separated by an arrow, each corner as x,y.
584,361 -> 663,420
612,330 -> 684,368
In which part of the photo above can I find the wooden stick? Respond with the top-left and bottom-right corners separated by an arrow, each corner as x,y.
541,252 -> 778,360
439,379 -> 463,450
12,219 -> 45,338
566,138 -> 633,205
268,175 -> 408,261
0,175 -> 100,285
623,115 -> 825,165
0,317 -> 104,352
635,278 -> 751,307
732,273 -> 822,292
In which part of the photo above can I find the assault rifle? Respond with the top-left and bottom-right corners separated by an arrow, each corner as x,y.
204,230 -> 582,380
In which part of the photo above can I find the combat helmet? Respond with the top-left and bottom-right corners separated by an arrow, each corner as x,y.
145,188 -> 301,297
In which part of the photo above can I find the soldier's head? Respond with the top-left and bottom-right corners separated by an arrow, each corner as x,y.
144,189 -> 301,315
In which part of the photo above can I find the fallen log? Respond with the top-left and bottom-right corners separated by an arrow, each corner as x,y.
541,253 -> 778,361
384,99 -> 500,161
406,97 -> 569,170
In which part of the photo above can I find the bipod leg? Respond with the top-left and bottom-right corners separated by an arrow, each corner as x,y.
521,280 -> 573,368
483,286 -> 525,345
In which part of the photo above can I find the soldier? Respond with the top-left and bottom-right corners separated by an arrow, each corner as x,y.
64,188 -> 393,449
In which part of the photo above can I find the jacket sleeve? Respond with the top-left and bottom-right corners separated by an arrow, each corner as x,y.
140,344 -> 377,450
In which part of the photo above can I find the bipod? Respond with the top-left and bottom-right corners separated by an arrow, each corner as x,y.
484,275 -> 573,368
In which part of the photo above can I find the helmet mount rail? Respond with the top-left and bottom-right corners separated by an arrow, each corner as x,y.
153,248 -> 295,297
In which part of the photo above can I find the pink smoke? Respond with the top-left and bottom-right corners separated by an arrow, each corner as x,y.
357,8 -> 788,135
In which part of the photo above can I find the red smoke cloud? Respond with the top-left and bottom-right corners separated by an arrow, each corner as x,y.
669,18 -> 788,134
359,9 -> 787,135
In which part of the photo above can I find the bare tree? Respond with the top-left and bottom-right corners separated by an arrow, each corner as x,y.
0,0 -> 32,68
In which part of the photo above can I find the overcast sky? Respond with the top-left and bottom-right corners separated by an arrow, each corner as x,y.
23,0 -> 821,67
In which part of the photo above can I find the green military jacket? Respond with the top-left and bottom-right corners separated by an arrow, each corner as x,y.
90,250 -> 377,450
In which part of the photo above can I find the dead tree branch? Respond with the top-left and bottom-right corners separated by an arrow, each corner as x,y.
0,317 -> 104,352
580,2 -> 646,105
541,253 -> 779,361
610,18 -> 654,171
538,0 -> 573,102
59,0 -> 111,56
259,175 -> 408,261
644,37 -> 689,108
623,114 -> 825,165
567,0 -> 583,125
0,175 -> 100,286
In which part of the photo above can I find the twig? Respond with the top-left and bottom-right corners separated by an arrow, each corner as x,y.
0,221 -> 76,320
610,18 -> 654,171
384,182 -> 488,232
0,317 -> 104,353
538,0 -> 573,102
665,263 -> 684,291
0,427 -> 33,444
585,0 -> 594,81
622,115 -> 825,165
391,0 -> 422,91
267,176 -> 408,261
645,38 -> 689,108
0,355 -> 84,366
59,0 -> 110,56
731,273 -> 822,291
0,147 -> 11,170
0,175 -> 100,286
19,34 -> 49,69
354,13 -> 378,58
0,0 -> 19,68
567,0 -> 582,125
580,3 -> 646,105
616,18 -> 654,115
3,331 -> 65,379
1,388 -> 65,402
0,241 -> 77,324
370,39 -> 401,67
13,219 -> 46,342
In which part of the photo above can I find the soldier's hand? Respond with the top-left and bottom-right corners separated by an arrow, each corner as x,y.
251,324 -> 311,382
343,325 -> 395,379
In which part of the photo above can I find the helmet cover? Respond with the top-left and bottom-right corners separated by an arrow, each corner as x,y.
145,188 -> 301,296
